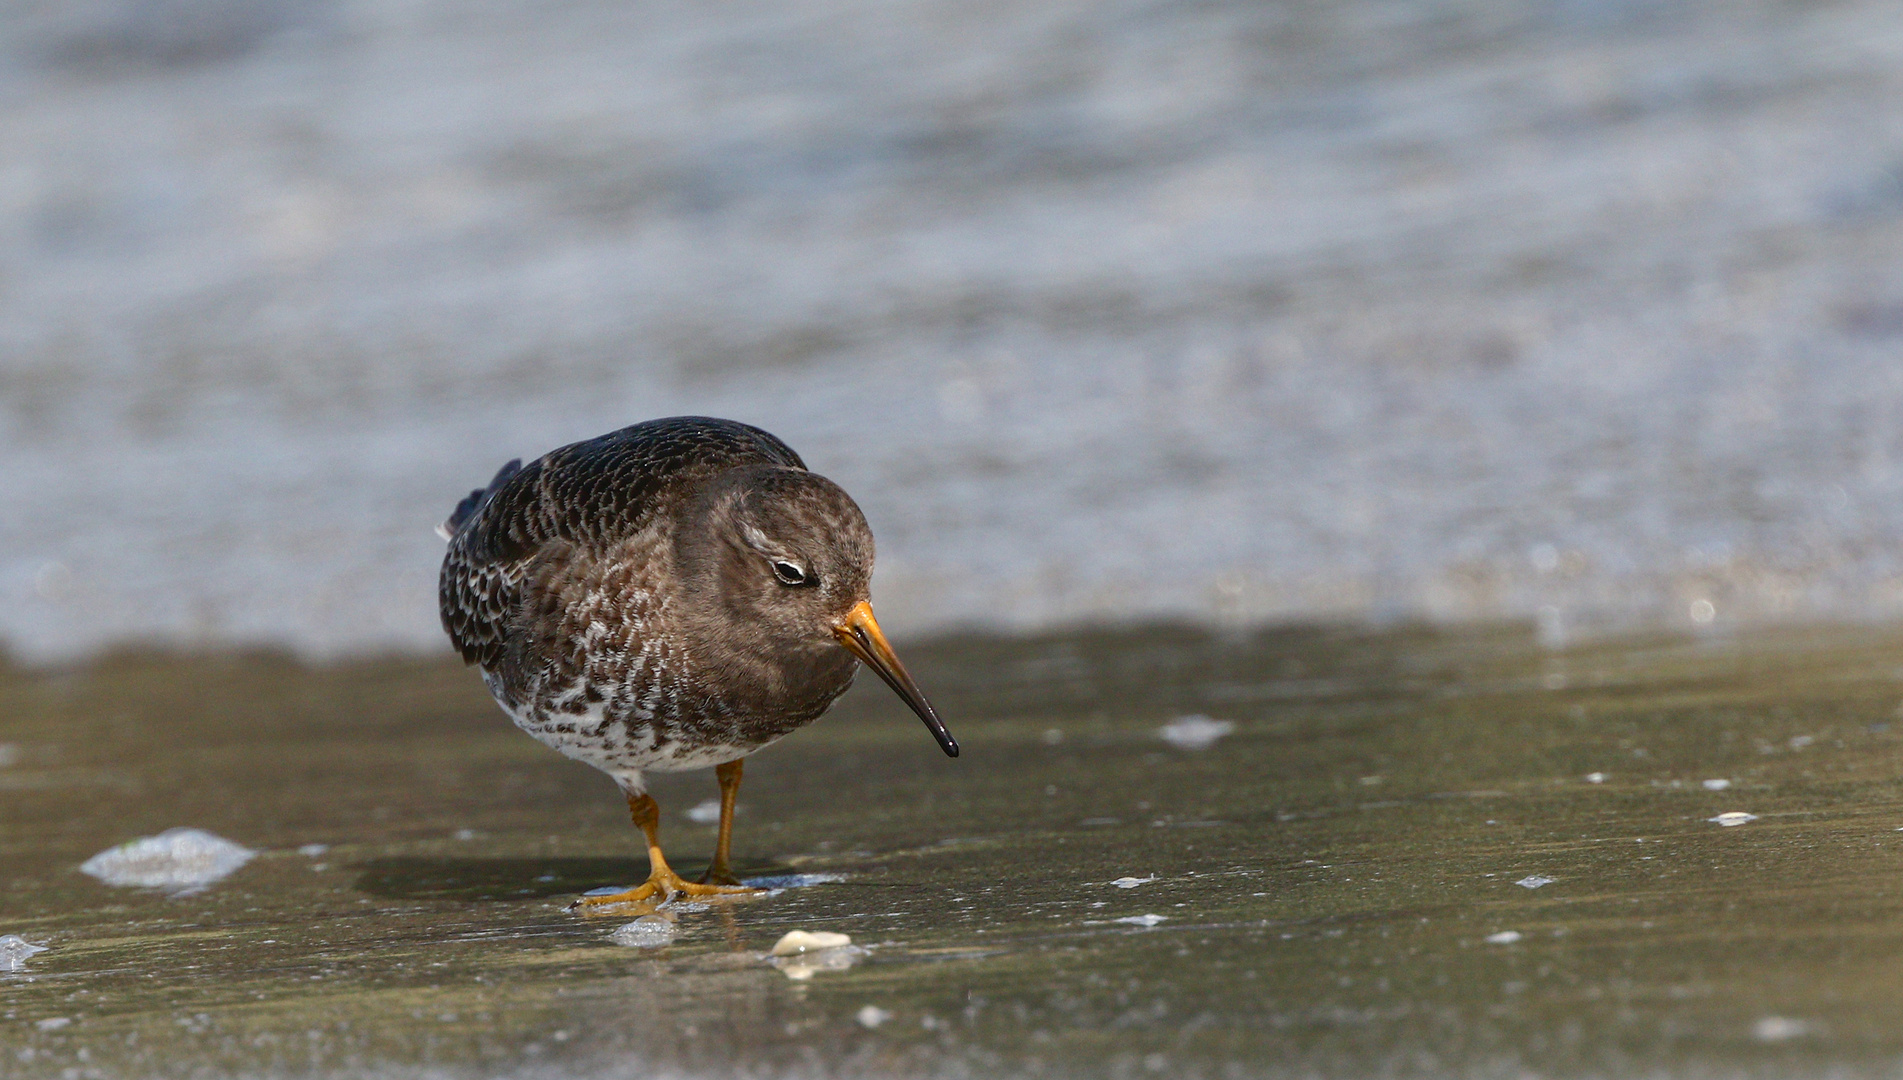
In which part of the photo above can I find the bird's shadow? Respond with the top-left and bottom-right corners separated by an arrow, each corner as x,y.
353,856 -> 795,902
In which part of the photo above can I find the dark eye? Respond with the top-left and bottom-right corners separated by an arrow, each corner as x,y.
772,560 -> 809,586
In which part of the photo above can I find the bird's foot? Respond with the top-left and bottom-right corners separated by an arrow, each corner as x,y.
697,863 -> 747,887
569,866 -> 763,913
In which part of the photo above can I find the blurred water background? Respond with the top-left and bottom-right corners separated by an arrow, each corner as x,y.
5,0 -> 1903,664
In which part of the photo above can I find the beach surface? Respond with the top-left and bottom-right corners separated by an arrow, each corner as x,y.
7,623 -> 1903,1078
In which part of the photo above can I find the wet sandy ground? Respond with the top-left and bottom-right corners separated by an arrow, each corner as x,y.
7,624 -> 1903,1078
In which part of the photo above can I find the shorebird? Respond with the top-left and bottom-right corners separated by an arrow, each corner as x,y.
437,417 -> 957,908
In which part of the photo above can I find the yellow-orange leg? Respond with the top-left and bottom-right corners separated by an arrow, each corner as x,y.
700,759 -> 747,886
570,791 -> 761,911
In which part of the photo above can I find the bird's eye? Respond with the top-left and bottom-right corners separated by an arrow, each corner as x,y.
772,560 -> 809,586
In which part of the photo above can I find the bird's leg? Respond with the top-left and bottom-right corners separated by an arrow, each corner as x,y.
570,791 -> 760,911
699,759 -> 747,886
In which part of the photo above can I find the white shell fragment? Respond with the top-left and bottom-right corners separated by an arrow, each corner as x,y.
856,1005 -> 893,1029
771,930 -> 852,956
1515,875 -> 1555,890
78,828 -> 256,894
768,931 -> 864,980
1114,914 -> 1167,927
609,916 -> 676,948
1110,875 -> 1155,889
1485,931 -> 1523,944
0,935 -> 49,972
1158,715 -> 1236,750
684,799 -> 724,824
1709,812 -> 1759,827
1584,772 -> 1607,784
1701,779 -> 1732,791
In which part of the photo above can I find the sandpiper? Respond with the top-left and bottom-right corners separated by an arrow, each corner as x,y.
438,416 -> 957,907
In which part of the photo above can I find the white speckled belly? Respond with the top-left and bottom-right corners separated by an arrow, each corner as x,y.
484,671 -> 771,778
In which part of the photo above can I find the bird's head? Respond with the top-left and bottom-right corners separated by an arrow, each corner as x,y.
679,465 -> 957,757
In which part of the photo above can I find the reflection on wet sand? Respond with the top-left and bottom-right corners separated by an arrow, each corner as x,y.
6,624 -> 1903,1077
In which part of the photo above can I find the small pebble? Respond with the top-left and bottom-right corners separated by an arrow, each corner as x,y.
1515,875 -> 1555,890
856,1005 -> 892,1029
1701,779 -> 1731,791
1709,812 -> 1758,827
1485,931 -> 1523,944
1110,876 -> 1155,889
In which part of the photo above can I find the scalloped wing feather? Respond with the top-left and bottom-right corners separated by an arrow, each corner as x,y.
436,417 -> 804,670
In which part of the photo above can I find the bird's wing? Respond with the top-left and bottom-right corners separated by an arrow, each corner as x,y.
436,417 -> 805,668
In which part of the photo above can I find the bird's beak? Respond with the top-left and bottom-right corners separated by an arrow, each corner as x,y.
833,600 -> 959,758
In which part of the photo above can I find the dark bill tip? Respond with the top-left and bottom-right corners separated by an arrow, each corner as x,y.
834,601 -> 959,758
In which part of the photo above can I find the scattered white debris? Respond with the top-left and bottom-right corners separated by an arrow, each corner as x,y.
1584,772 -> 1607,784
609,916 -> 676,949
1041,728 -> 1064,745
35,1017 -> 71,1031
856,1005 -> 893,1029
1157,715 -> 1236,751
1788,735 -> 1814,750
1754,1016 -> 1815,1042
0,935 -> 49,972
0,743 -> 19,767
1114,914 -> 1167,928
1110,875 -> 1155,889
1515,875 -> 1555,890
78,829 -> 256,894
1485,931 -> 1523,944
684,800 -> 724,824
296,844 -> 330,857
772,930 -> 852,956
1709,812 -> 1759,827
1701,779 -> 1731,791
452,829 -> 480,841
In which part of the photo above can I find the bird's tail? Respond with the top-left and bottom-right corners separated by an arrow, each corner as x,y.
436,458 -> 523,541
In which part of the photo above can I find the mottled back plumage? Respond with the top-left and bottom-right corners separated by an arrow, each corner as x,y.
439,417 -> 804,671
